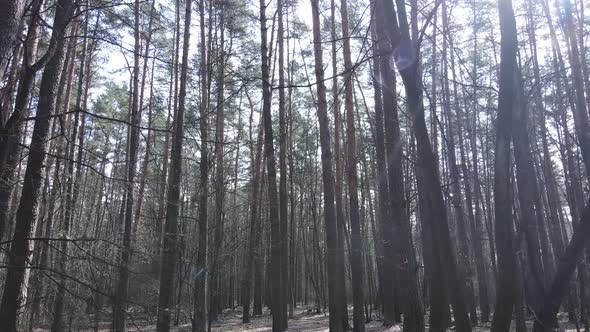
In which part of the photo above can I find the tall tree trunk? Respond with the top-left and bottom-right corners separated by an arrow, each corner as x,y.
277,0 -> 289,328
241,116 -> 264,323
0,0 -> 74,328
339,0 -> 365,330
370,0 -> 394,325
0,0 -> 45,241
52,9 -> 90,330
28,16 -> 77,329
259,0 -> 283,329
441,0 -> 477,321
210,3 -> 225,323
192,0 -> 209,329
330,0 -> 350,326
133,0 -> 157,235
512,68 -> 547,311
466,2 -> 491,322
490,0 -> 519,329
375,0 -> 425,329
310,0 -> 344,330
113,0 -> 142,328
385,0 -> 470,330
156,0 -> 191,328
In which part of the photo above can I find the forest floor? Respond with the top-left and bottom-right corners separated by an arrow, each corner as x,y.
35,306 -> 579,331
134,305 -> 403,331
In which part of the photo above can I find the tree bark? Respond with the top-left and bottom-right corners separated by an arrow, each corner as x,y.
52,8 -> 90,330
0,0 -> 74,328
339,1 -> 366,330
330,0 -> 350,327
0,0 -> 25,80
241,116 -> 264,323
259,0 -> 283,329
385,0 -> 469,330
113,0 -> 142,327
533,201 -> 590,331
210,3 -> 226,323
156,0 -> 191,328
310,0 -> 344,330
192,0 -> 209,330
277,0 -> 289,327
490,0 -> 519,329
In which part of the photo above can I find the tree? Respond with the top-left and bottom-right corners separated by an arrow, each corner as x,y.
0,0 -> 75,328
0,0 -> 25,80
382,0 -> 470,330
192,0 -> 209,330
156,0 -> 192,328
277,0 -> 289,327
113,0 -> 143,327
259,0 -> 284,329
490,0 -> 519,329
339,0 -> 366,329
310,0 -> 344,330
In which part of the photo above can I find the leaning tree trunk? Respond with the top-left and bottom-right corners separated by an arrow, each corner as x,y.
375,0 -> 425,329
384,0 -> 470,330
531,0 -> 590,329
533,201 -> 590,331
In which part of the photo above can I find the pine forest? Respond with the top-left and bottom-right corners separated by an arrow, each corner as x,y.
0,0 -> 589,330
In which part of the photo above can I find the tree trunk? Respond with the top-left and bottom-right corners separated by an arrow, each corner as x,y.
533,201 -> 590,331
385,0 -> 469,330
490,0 -> 519,329
339,1 -> 365,330
310,0 -> 344,330
192,0 -> 209,330
277,0 -> 289,327
241,116 -> 264,323
0,0 -> 45,242
0,0 -> 25,80
133,0 -> 157,236
113,0 -> 142,327
52,9 -> 90,330
156,0 -> 191,328
210,3 -> 226,323
0,0 -> 74,328
370,0 -> 395,325
259,0 -> 283,329
441,0 -> 477,321
330,0 -> 350,327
